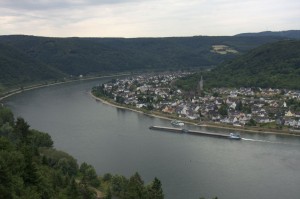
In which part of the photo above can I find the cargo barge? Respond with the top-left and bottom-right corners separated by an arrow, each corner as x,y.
149,126 -> 241,140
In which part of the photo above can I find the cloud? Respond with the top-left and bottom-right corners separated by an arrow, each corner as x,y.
0,0 -> 299,37
0,0 -> 149,11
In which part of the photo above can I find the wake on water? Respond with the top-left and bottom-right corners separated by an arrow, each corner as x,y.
241,138 -> 299,146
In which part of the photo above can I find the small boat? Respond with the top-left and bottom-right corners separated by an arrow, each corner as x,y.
228,133 -> 241,140
182,128 -> 189,133
171,120 -> 185,127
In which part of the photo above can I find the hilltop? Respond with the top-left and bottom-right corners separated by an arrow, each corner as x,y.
235,30 -> 300,39
176,40 -> 300,90
0,34 -> 284,90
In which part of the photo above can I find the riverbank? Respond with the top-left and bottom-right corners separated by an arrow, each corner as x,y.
90,92 -> 300,137
0,73 -> 130,102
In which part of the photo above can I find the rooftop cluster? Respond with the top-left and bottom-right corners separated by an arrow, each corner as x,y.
93,72 -> 300,130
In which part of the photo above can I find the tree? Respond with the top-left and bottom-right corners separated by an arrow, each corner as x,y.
103,173 -> 112,182
242,104 -> 252,114
125,172 -> 145,199
28,130 -> 53,148
105,188 -> 112,199
116,95 -> 125,104
111,175 -> 128,197
235,101 -> 243,111
13,117 -> 30,143
66,178 -> 79,199
147,177 -> 164,199
0,122 -> 13,137
0,155 -> 13,199
79,162 -> 89,173
247,118 -> 257,126
0,107 -> 14,126
212,92 -> 219,97
79,162 -> 100,187
22,146 -> 38,185
218,104 -> 228,116
79,178 -> 96,199
146,104 -> 154,111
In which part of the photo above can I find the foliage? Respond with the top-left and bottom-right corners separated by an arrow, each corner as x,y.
218,104 -> 228,116
247,118 -> 257,126
104,172 -> 164,199
28,129 -> 53,148
0,109 -> 91,198
79,162 -> 100,187
286,98 -> 300,112
0,106 -> 14,126
176,40 -> 300,90
0,34 -> 285,90
0,107 -> 165,198
0,42 -> 64,89
235,30 -> 300,39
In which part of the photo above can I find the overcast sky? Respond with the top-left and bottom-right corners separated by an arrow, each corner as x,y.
0,0 -> 299,37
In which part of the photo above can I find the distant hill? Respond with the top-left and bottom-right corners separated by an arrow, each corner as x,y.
235,30 -> 300,39
0,42 -> 64,90
0,34 -> 286,90
176,40 -> 300,90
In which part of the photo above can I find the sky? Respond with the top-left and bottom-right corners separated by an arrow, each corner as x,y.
0,0 -> 299,38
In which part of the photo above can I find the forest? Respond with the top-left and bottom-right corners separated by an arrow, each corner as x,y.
0,106 -> 164,199
175,40 -> 300,90
0,34 -> 285,90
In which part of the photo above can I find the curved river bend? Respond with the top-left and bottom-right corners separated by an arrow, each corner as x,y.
3,78 -> 300,199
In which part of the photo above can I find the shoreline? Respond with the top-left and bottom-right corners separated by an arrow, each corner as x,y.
90,92 -> 300,137
0,73 -> 129,102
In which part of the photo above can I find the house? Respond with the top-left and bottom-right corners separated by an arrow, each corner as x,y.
229,102 -> 236,109
229,91 -> 238,97
276,118 -> 284,125
283,101 -> 287,108
295,112 -> 300,118
162,106 -> 174,114
285,110 -> 295,117
258,118 -> 270,123
136,103 -> 146,108
194,106 -> 200,112
220,117 -> 231,124
284,119 -> 296,127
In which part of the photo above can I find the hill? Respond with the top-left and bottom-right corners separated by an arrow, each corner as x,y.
176,40 -> 300,90
0,34 -> 286,91
0,42 -> 65,90
235,30 -> 300,39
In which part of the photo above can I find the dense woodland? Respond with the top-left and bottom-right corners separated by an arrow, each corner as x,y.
175,40 -> 300,90
0,34 -> 286,90
235,30 -> 300,39
0,106 -> 164,199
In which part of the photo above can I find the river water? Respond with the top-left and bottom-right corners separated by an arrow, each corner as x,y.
3,78 -> 300,199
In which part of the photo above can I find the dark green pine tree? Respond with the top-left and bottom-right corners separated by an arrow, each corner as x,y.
13,117 -> 30,144
21,146 -> 38,185
148,177 -> 164,199
125,172 -> 145,199
66,178 -> 79,199
0,157 -> 13,199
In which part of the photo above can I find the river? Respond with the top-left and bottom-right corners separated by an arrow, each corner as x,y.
3,78 -> 300,199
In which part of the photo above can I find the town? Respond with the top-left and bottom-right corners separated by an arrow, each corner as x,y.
92,72 -> 300,131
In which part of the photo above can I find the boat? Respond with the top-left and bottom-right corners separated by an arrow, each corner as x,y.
228,133 -> 241,140
171,120 -> 185,127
